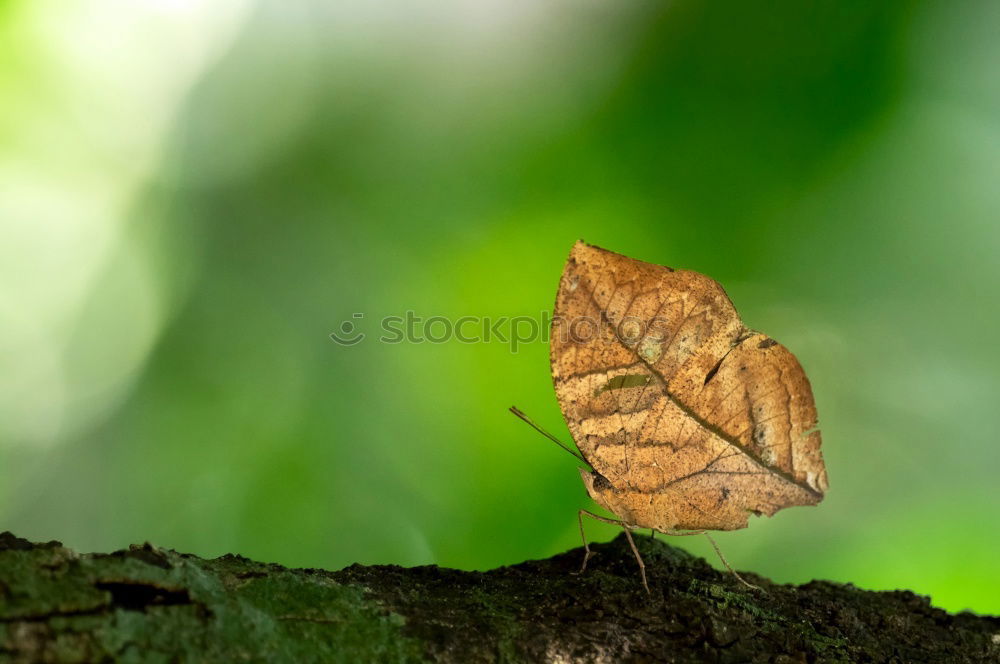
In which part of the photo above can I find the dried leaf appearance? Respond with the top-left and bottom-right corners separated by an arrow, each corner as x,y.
551,241 -> 828,532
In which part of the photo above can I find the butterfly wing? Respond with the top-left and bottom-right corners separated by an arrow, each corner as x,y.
550,241 -> 827,531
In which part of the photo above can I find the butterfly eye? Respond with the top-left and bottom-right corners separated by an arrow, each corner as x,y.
591,472 -> 613,492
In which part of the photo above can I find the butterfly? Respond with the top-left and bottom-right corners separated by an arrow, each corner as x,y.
514,241 -> 827,593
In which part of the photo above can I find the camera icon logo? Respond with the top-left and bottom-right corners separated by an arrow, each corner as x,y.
330,313 -> 366,346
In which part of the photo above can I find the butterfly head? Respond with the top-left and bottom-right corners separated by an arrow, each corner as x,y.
578,468 -> 638,527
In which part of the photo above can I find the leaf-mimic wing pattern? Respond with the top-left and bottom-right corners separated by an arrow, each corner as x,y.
551,241 -> 828,531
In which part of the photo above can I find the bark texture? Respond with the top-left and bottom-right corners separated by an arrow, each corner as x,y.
1,531 -> 997,663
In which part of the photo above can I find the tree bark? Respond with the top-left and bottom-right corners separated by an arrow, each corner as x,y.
1,531 -> 996,663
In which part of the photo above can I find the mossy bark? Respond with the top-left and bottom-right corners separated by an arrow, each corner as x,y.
1,531 -> 997,663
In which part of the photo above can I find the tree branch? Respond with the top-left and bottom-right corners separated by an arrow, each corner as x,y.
1,531 -> 996,662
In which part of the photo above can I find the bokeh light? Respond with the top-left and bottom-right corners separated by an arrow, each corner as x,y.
2,0 -> 998,614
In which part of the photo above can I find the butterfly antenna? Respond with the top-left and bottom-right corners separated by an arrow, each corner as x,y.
509,406 -> 589,466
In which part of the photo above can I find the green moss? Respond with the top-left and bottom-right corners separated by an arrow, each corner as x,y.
686,577 -> 779,621
1,539 -> 426,663
3,533 -> 997,663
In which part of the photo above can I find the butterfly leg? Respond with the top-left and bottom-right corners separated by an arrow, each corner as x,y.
621,527 -> 649,595
575,510 -> 605,574
702,533 -> 762,592
574,510 -> 650,594
662,529 -> 760,591
574,510 -> 594,574
574,509 -> 626,575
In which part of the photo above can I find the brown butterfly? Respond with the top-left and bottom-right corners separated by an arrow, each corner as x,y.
514,241 -> 828,593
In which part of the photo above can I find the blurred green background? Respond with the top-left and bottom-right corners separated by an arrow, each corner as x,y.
2,0 -> 999,614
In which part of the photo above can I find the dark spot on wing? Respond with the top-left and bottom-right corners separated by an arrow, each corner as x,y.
758,338 -> 778,349
753,424 -> 767,445
703,355 -> 726,385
